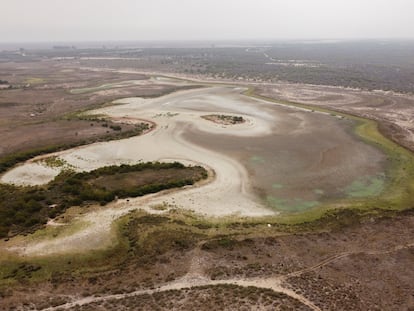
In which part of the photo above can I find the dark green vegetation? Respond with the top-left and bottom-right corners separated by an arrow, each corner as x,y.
0,122 -> 150,174
0,162 -> 207,238
202,114 -> 245,125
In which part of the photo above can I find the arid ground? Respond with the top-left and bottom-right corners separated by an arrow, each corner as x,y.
0,51 -> 413,310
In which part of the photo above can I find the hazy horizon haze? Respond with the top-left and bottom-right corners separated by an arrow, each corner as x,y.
0,0 -> 413,42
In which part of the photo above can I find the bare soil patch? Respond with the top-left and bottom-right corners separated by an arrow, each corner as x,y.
0,119 -> 139,159
91,167 -> 205,191
0,60 -> 200,159
63,285 -> 312,311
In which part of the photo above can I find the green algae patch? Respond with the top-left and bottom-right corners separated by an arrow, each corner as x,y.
245,87 -> 414,218
272,183 -> 284,189
250,155 -> 265,164
25,77 -> 46,85
266,196 -> 319,213
345,174 -> 385,198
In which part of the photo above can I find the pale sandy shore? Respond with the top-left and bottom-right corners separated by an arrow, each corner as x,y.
3,86 -> 279,256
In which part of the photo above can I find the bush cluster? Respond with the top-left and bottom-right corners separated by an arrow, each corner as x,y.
0,162 -> 207,238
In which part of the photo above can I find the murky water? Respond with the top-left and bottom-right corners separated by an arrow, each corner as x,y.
184,102 -> 386,212
2,86 -> 387,213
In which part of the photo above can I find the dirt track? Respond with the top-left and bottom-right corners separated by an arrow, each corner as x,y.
39,240 -> 414,311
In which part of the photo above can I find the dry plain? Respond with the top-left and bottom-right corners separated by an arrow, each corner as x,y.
0,57 -> 413,310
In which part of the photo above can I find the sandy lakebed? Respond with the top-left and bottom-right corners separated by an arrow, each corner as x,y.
1,85 -> 387,256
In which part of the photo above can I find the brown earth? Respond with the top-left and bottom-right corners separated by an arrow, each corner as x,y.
0,60 -> 199,158
90,168 -> 205,191
1,209 -> 413,310
255,83 -> 414,153
1,58 -> 414,311
0,119 -> 142,157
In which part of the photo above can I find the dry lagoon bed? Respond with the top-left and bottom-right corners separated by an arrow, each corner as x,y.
1,85 -> 387,256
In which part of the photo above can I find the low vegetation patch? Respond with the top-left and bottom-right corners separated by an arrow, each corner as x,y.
0,209 -> 214,287
0,162 -> 207,238
0,122 -> 150,174
202,114 -> 245,125
67,284 -> 307,310
1,204 -> 412,292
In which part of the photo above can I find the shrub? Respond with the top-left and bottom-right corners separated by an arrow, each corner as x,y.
0,161 -> 207,237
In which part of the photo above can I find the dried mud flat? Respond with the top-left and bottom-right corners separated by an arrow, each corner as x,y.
1,85 -> 386,256
1,67 -> 413,311
255,82 -> 414,152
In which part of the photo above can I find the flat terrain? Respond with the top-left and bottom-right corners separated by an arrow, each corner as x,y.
0,61 -> 198,158
1,208 -> 413,310
255,83 -> 414,153
0,44 -> 414,310
1,86 -> 386,217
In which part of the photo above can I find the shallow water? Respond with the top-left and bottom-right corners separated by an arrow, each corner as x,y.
1,86 -> 387,214
184,97 -> 386,212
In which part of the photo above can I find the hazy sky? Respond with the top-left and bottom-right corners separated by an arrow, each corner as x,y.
1,0 -> 413,42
